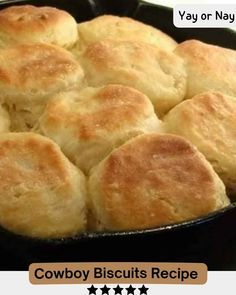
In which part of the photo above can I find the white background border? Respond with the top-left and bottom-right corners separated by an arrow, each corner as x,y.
0,272 -> 233,293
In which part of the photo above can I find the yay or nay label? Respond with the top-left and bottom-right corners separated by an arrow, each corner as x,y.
174,4 -> 236,28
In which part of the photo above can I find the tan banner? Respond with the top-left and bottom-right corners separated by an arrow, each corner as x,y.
29,262 -> 207,285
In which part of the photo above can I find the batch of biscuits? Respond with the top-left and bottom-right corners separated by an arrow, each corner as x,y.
0,4 -> 234,239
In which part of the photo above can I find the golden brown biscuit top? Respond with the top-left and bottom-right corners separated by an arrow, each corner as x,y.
79,39 -> 187,117
78,14 -> 177,51
82,39 -> 176,69
175,39 -> 236,68
0,6 -> 231,236
164,91 -> 236,161
0,133 -> 72,193
40,85 -> 158,140
175,40 -> 236,96
0,5 -> 73,34
97,134 -> 220,229
0,43 -> 84,98
0,132 -> 87,238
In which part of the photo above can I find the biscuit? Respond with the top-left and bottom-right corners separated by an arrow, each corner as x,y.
0,132 -> 87,238
79,40 -> 187,117
77,15 -> 177,51
175,40 -> 236,99
88,133 -> 229,231
0,5 -> 78,48
0,43 -> 84,131
36,84 -> 162,174
0,105 -> 10,132
164,91 -> 236,198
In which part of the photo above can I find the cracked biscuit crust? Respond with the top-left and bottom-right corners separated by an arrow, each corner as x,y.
37,84 -> 162,174
0,43 -> 84,131
79,40 -> 187,117
0,43 -> 84,102
89,134 -> 229,231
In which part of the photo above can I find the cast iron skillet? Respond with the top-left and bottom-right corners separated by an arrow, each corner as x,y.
0,0 -> 236,271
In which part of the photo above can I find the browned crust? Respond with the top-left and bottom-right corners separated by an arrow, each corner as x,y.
77,14 -> 177,50
175,40 -> 236,98
0,43 -> 83,93
0,5 -> 73,34
94,134 -> 225,230
0,133 -> 70,188
164,91 -> 236,195
41,85 -> 155,140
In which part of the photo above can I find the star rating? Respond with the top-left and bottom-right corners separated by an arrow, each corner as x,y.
126,285 -> 136,295
138,285 -> 149,295
87,285 -> 149,294
87,285 -> 98,295
113,285 -> 123,294
101,285 -> 111,295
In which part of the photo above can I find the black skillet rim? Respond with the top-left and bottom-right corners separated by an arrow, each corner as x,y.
0,203 -> 234,245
